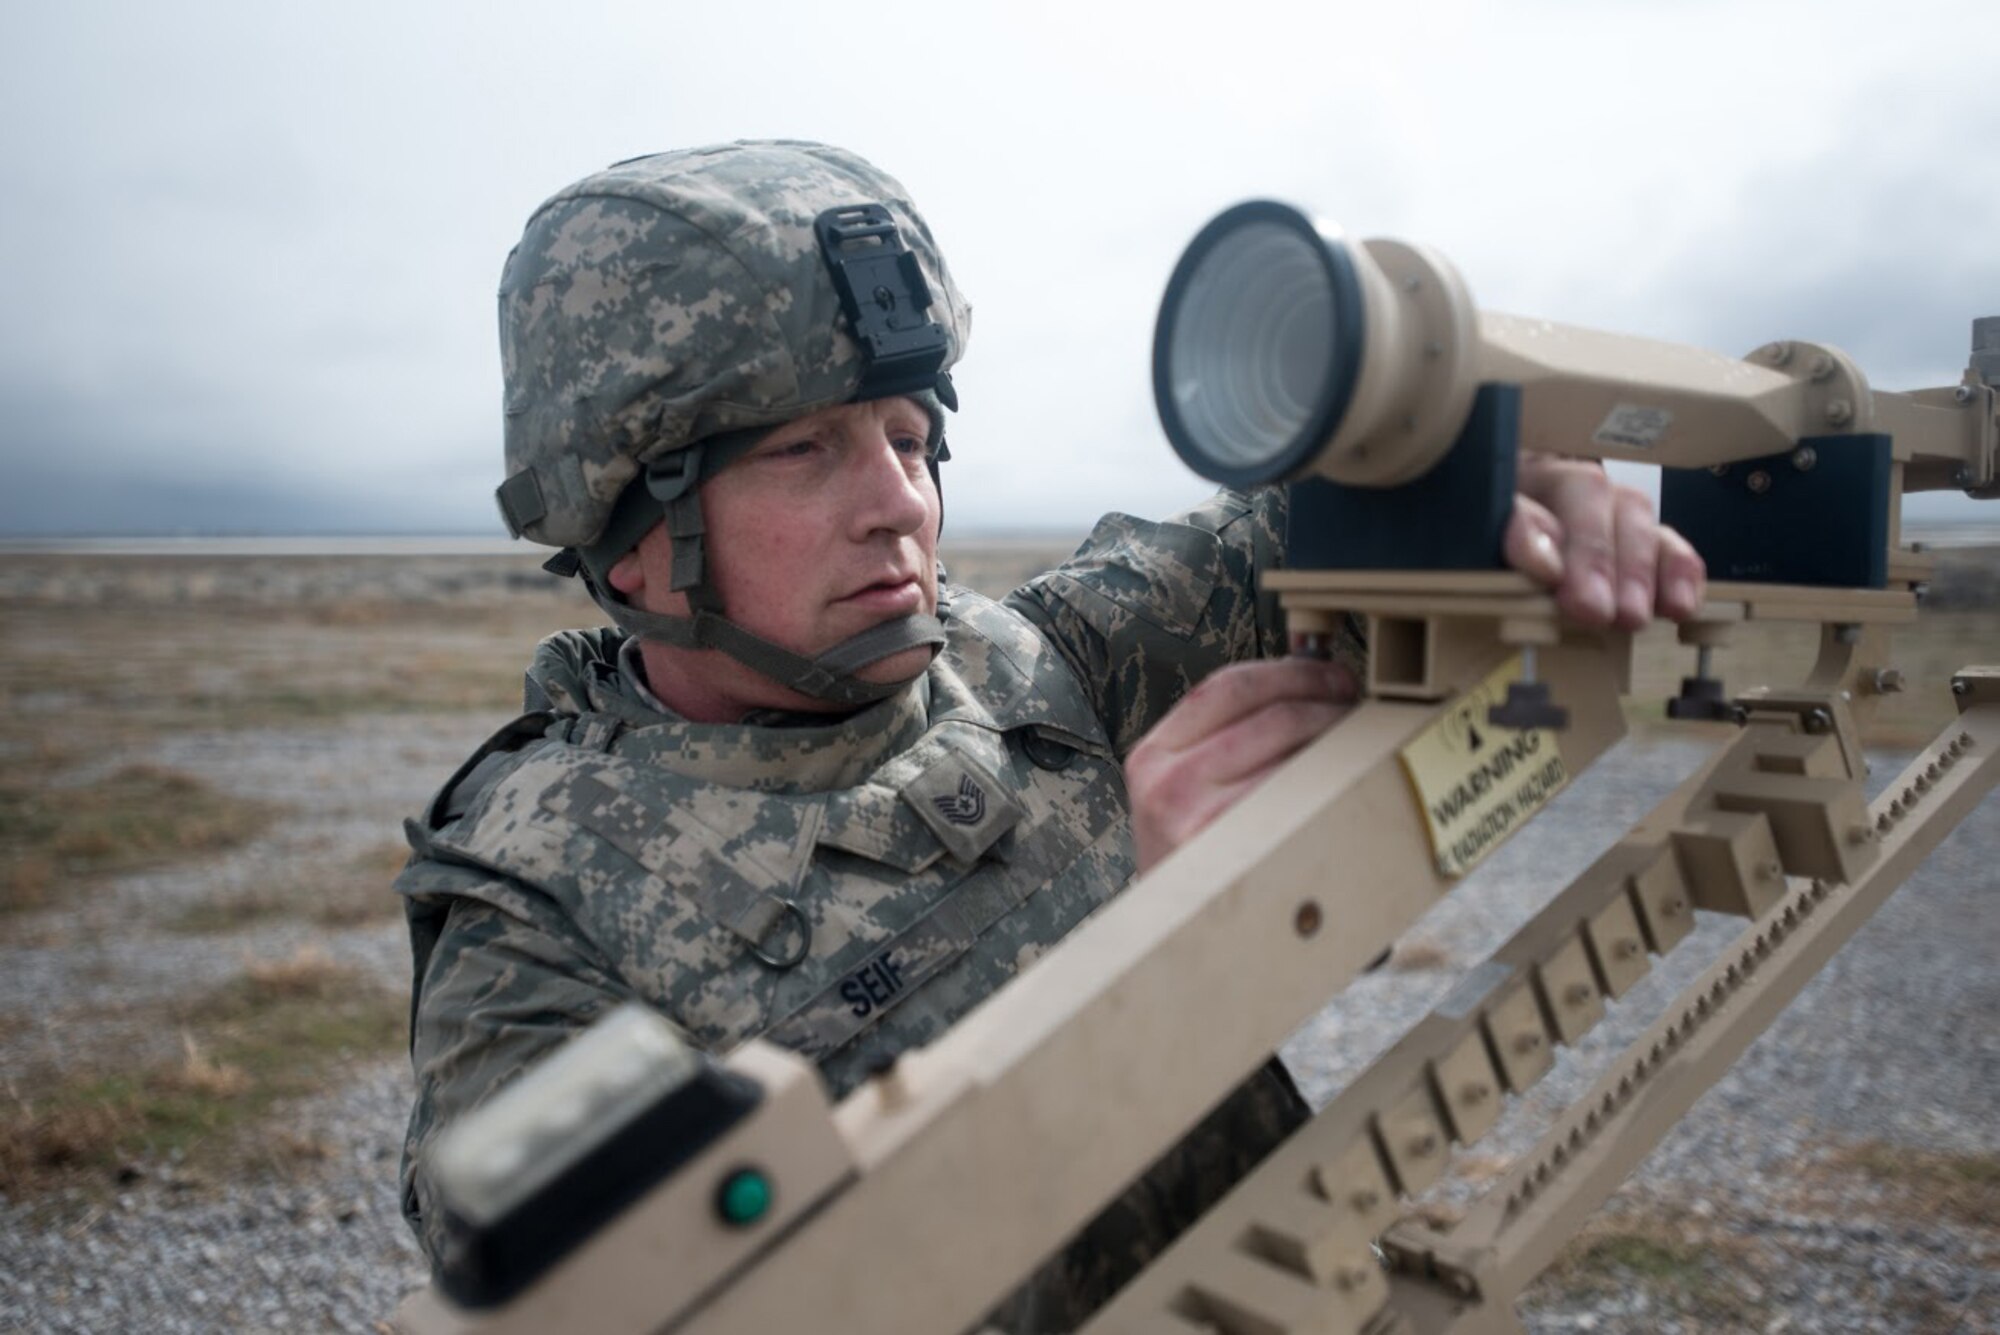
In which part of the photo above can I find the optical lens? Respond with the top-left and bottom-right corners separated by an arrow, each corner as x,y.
1164,220 -> 1340,477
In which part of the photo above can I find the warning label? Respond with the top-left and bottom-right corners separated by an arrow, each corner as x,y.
1401,657 -> 1570,878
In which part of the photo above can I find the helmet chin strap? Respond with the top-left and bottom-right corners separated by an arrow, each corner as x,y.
578,575 -> 944,709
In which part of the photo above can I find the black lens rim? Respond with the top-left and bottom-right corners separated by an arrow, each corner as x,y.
1152,200 -> 1365,489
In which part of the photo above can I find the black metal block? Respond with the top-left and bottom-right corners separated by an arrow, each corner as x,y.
1660,435 -> 1891,588
1284,383 -> 1521,571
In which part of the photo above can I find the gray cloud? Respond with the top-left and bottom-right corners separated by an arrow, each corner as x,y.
2,1 -> 1996,535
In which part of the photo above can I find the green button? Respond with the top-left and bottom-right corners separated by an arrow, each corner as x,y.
716,1167 -> 772,1227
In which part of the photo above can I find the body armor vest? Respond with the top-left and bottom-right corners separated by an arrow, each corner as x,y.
412,589 -> 1137,1098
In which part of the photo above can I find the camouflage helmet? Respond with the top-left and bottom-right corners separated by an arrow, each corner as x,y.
493,139 -> 969,553
490,141 -> 972,709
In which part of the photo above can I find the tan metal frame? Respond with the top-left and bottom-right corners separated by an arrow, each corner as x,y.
1300,238 -> 1995,505
398,580 -> 1995,1335
398,280 -> 1999,1335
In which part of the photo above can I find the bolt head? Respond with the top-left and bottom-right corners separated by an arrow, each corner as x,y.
1747,470 -> 1773,495
1791,445 -> 1818,471
1294,901 -> 1324,937
1825,399 -> 1854,426
1809,352 -> 1836,381
1953,678 -> 1970,696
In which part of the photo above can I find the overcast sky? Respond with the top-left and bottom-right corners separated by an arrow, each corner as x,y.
3,0 -> 1996,537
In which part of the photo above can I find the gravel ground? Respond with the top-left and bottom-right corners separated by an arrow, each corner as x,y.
3,711 -> 1995,1332
1280,732 -> 2000,1334
1,714 -> 479,1333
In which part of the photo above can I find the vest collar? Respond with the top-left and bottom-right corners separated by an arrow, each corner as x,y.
543,592 -> 1113,793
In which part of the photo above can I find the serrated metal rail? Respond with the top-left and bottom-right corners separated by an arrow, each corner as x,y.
1081,700 -> 1997,1335
1380,704 -> 1999,1332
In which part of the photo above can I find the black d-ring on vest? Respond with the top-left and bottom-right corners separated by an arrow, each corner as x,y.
749,898 -> 812,970
1022,732 -> 1077,772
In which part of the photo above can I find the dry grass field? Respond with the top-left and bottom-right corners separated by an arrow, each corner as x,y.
0,536 -> 1995,1329
0,540 -> 1081,1199
2,541 -> 1995,1175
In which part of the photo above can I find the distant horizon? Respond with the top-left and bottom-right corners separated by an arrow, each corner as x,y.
6,514 -> 1998,559
4,514 -> 1997,543
0,522 -> 1102,540
0,525 -> 1104,557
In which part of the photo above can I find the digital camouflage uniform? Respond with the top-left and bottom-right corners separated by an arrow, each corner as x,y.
399,490 -> 1367,1332
403,139 -> 1366,1332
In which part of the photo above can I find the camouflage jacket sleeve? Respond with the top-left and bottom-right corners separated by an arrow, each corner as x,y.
397,856 -> 645,1266
1003,488 -> 1361,757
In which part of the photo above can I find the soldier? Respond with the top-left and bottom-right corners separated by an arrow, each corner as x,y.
397,140 -> 1705,1330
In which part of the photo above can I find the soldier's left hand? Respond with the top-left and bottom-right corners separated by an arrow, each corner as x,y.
1506,454 -> 1707,629
1125,657 -> 1359,875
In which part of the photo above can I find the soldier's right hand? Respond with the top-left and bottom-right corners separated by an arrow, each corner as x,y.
1124,658 -> 1358,874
